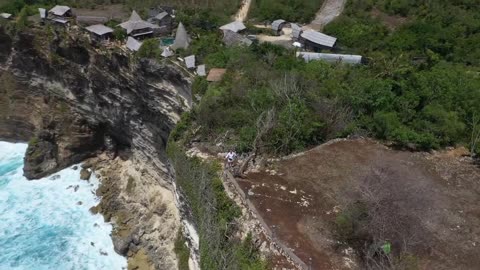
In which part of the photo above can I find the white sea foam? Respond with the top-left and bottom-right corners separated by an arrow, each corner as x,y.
0,142 -> 127,270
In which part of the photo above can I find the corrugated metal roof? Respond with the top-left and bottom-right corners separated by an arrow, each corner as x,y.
126,37 -> 142,51
172,22 -> 190,50
38,8 -> 47,19
184,55 -> 195,69
220,21 -> 246,33
86,24 -> 113,35
119,11 -> 159,34
297,52 -> 362,64
49,5 -> 71,16
271,19 -> 286,31
196,65 -> 206,76
291,23 -> 302,39
300,30 -> 337,48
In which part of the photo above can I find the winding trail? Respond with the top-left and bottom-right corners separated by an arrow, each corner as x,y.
305,0 -> 347,30
234,0 -> 252,22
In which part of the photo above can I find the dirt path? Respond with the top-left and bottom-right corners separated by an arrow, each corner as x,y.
234,0 -> 252,22
305,0 -> 347,31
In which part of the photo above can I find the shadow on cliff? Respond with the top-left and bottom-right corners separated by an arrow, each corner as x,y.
0,26 -> 192,179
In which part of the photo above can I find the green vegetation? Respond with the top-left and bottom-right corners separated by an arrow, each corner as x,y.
167,142 -> 266,270
137,38 -> 161,59
172,0 -> 480,155
173,231 -> 190,270
250,0 -> 323,23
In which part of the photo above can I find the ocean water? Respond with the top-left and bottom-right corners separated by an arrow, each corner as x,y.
0,142 -> 127,270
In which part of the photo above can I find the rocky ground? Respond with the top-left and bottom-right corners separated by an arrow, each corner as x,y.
238,139 -> 480,269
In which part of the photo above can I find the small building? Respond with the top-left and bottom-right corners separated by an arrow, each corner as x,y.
196,65 -> 206,77
161,47 -> 174,58
0,13 -> 12,20
291,23 -> 302,40
184,55 -> 195,69
119,11 -> 159,39
85,24 -> 113,42
271,19 -> 287,35
151,11 -> 173,35
222,30 -> 253,47
49,5 -> 72,18
171,22 -> 190,50
126,37 -> 142,51
219,21 -> 246,33
300,30 -> 337,51
296,52 -> 363,64
39,8 -> 47,21
207,68 -> 227,82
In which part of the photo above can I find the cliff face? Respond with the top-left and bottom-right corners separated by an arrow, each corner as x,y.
0,27 -> 192,269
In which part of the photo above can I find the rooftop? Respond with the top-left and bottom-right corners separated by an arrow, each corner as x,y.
272,19 -> 286,31
126,37 -> 142,51
300,30 -> 337,48
85,24 -> 114,36
119,11 -> 159,34
184,55 -> 196,69
220,21 -> 246,33
49,5 -> 71,17
0,13 -> 12,19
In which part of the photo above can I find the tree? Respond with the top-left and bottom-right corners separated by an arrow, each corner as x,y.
137,38 -> 161,59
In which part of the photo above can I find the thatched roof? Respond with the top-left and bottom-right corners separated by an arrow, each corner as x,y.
222,30 -> 253,47
86,24 -> 113,36
172,22 -> 190,50
119,11 -> 159,34
300,30 -> 337,48
207,68 -> 227,82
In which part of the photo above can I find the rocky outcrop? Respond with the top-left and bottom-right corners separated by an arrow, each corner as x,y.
0,26 -> 191,269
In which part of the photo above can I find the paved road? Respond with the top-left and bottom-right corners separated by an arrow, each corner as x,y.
305,0 -> 347,31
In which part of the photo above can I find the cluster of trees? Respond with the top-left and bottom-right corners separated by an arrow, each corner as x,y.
173,0 -> 480,156
249,0 -> 322,23
167,143 -> 266,270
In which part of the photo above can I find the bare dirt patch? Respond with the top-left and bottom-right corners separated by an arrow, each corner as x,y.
238,139 -> 480,269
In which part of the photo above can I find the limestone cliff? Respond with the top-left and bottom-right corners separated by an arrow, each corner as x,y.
0,26 -> 192,269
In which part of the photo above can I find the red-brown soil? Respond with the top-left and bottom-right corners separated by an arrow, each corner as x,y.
237,139 -> 480,269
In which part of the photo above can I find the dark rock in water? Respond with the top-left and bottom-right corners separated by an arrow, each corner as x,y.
77,201 -> 83,205
72,165 -> 78,170
112,234 -> 132,256
80,168 -> 92,180
74,185 -> 79,192
50,175 -> 61,180
99,250 -> 108,256
90,242 -> 95,247
90,205 -> 100,215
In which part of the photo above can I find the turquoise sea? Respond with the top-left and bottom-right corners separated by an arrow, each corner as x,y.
0,142 -> 126,270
